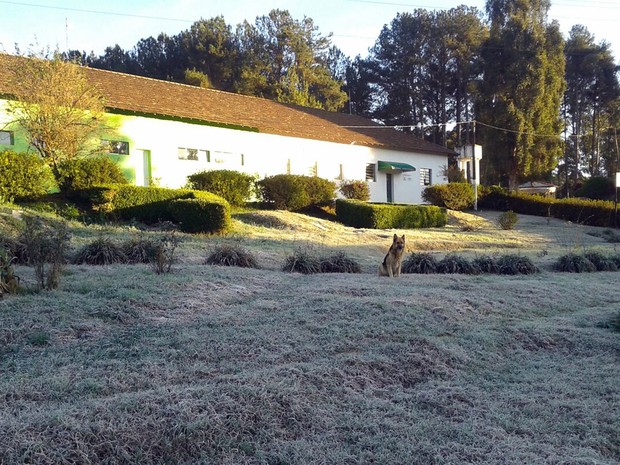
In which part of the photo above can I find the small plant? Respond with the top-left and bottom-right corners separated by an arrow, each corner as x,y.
497,210 -> 518,230
152,230 -> 179,274
401,252 -> 438,274
609,253 -> 620,269
459,218 -> 484,232
121,234 -> 160,264
338,180 -> 370,201
282,248 -> 321,274
73,235 -> 127,265
553,253 -> 597,273
437,253 -> 476,274
583,250 -> 618,271
206,244 -> 259,268
28,330 -> 50,347
497,254 -> 538,275
319,251 -> 362,273
0,247 -> 19,296
472,254 -> 499,274
19,216 -> 71,290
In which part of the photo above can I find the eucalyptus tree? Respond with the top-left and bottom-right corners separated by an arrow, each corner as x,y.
563,25 -> 620,183
477,0 -> 565,189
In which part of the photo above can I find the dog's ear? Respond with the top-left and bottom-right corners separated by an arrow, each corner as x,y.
393,233 -> 398,241
401,234 -> 406,241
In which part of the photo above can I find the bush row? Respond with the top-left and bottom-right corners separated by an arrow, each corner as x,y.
78,185 -> 231,234
335,199 -> 448,229
402,252 -> 539,275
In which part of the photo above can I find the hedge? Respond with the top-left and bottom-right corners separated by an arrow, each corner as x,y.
478,189 -> 617,227
186,169 -> 255,206
79,184 -> 230,233
256,174 -> 336,211
0,150 -> 56,202
422,182 -> 474,211
335,199 -> 448,229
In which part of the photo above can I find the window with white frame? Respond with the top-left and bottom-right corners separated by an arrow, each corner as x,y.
0,130 -> 14,145
102,139 -> 129,154
365,163 -> 376,182
178,147 -> 199,161
420,168 -> 432,186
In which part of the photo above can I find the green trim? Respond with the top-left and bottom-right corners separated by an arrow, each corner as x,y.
107,107 -> 260,133
378,161 -> 416,172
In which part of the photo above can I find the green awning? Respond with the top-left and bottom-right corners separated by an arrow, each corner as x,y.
378,161 -> 416,172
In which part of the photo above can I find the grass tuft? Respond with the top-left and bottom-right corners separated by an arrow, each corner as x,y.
319,251 -> 362,273
282,248 -> 322,274
121,234 -> 160,264
73,235 -> 127,265
553,253 -> 597,273
437,253 -> 477,274
497,254 -> 539,275
584,250 -> 618,271
401,252 -> 438,274
206,244 -> 260,268
472,254 -> 499,274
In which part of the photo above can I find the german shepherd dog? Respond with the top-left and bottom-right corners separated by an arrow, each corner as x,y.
379,234 -> 406,277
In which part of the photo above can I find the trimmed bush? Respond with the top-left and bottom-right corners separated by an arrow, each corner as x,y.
339,180 -> 370,201
0,150 -> 56,202
79,185 -> 231,234
257,174 -> 336,211
437,253 -> 477,274
187,169 -> 256,206
401,252 -> 438,274
497,210 -> 518,230
497,254 -> 538,275
319,252 -> 362,273
58,157 -> 127,194
553,253 -> 596,273
335,199 -> 447,229
422,183 -> 474,211
206,244 -> 259,268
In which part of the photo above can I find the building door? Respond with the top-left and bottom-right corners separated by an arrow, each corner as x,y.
140,150 -> 152,186
386,173 -> 393,203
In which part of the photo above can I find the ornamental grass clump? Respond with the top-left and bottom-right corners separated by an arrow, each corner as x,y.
401,252 -> 438,274
121,234 -> 160,264
497,210 -> 519,230
437,253 -> 477,274
282,248 -> 321,274
584,250 -> 618,271
472,254 -> 499,274
497,254 -> 538,275
73,235 -> 127,265
553,253 -> 597,273
319,251 -> 362,273
206,244 -> 259,268
0,246 -> 19,296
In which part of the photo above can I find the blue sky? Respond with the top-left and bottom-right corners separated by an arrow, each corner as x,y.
0,0 -> 618,60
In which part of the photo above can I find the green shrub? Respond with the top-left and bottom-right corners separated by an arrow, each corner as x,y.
338,180 -> 370,201
58,156 -> 127,194
79,185 -> 231,234
497,254 -> 538,275
584,251 -> 618,271
257,174 -> 336,211
205,244 -> 259,268
73,235 -> 127,265
0,150 -> 56,202
437,253 -> 477,274
319,252 -> 362,273
186,169 -> 256,206
497,210 -> 518,230
553,253 -> 597,273
401,252 -> 438,274
282,248 -> 322,274
575,176 -> 615,200
335,199 -> 447,229
422,183 -> 474,211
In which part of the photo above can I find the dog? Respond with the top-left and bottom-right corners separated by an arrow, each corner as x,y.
379,234 -> 406,277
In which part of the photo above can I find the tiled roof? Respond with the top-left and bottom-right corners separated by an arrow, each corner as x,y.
0,53 -> 454,156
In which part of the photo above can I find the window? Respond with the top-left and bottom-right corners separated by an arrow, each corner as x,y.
0,131 -> 14,145
365,163 -> 376,182
420,168 -> 432,186
103,140 -> 129,154
178,147 -> 198,161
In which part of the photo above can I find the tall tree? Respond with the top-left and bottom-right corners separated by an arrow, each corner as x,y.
235,9 -> 347,111
563,25 -> 620,186
478,0 -> 565,189
6,54 -> 106,186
